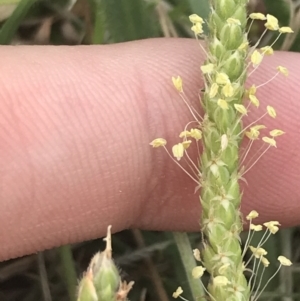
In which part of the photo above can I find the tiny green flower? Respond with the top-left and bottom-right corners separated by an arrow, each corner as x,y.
227,18 -> 241,25
213,276 -> 230,286
218,263 -> 230,274
77,226 -> 134,301
77,269 -> 98,301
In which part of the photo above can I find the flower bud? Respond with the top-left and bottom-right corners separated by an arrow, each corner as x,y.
77,226 -> 134,301
220,23 -> 243,50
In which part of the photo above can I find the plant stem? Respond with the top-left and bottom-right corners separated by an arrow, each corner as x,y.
0,0 -> 37,44
59,245 -> 77,301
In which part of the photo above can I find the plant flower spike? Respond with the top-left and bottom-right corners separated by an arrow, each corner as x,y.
77,226 -> 134,301
150,1 -> 293,301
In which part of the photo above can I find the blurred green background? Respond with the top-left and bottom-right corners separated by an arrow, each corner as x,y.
0,0 -> 299,300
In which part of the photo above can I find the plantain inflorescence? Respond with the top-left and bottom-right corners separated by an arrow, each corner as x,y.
150,1 -> 293,301
77,226 -> 134,301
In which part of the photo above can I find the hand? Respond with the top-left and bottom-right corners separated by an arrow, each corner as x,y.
0,38 -> 299,261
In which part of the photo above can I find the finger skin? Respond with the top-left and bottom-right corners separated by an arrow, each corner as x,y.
0,39 -> 299,260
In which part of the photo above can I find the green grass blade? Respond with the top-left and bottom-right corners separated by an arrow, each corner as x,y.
0,0 -> 37,44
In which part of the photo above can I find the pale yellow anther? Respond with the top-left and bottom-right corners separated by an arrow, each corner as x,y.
227,18 -> 241,25
193,249 -> 201,261
267,105 -> 276,118
249,246 -> 267,258
265,14 -> 279,31
182,140 -> 192,149
251,50 -> 263,66
249,94 -> 260,107
172,76 -> 183,92
192,266 -> 206,278
213,276 -> 230,286
221,134 -> 228,151
264,221 -> 281,234
172,287 -> 183,298
216,72 -> 230,85
262,137 -> 277,147
179,130 -> 191,138
201,63 -> 215,74
279,26 -> 294,34
250,224 -> 263,231
248,84 -> 257,95
190,128 -> 202,140
217,98 -> 229,110
238,42 -> 249,51
191,23 -> 203,35
278,256 -> 292,266
249,12 -> 266,20
261,256 -> 270,267
277,66 -> 289,76
270,129 -> 285,137
260,46 -> 274,55
209,83 -> 219,98
246,210 -> 259,220
172,143 -> 185,161
150,138 -> 167,148
218,263 -> 230,274
222,82 -> 234,97
234,104 -> 247,115
189,14 -> 204,24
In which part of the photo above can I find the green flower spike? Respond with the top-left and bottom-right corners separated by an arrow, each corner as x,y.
77,226 -> 134,301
